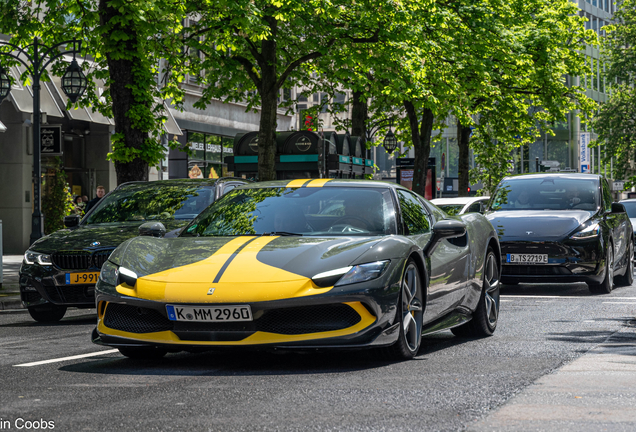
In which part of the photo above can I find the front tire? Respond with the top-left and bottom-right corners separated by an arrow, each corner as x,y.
27,304 -> 67,322
118,347 -> 168,359
615,242 -> 634,287
589,241 -> 614,294
452,247 -> 500,337
384,260 -> 424,360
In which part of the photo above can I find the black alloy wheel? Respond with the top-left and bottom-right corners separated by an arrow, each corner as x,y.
385,259 -> 424,360
27,304 -> 67,323
589,240 -> 614,294
452,247 -> 500,337
118,346 -> 168,359
615,242 -> 634,287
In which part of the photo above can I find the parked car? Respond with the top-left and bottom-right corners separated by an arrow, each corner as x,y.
486,173 -> 633,294
431,196 -> 490,215
20,177 -> 249,322
92,179 -> 501,360
619,198 -> 636,260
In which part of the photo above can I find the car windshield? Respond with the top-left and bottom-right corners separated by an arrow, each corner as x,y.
435,204 -> 464,216
490,178 -> 599,211
622,202 -> 636,219
181,186 -> 397,237
85,184 -> 216,224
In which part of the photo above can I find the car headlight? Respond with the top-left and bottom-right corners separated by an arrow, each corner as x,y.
570,223 -> 600,240
24,250 -> 52,266
99,260 -> 119,286
313,260 -> 390,288
99,261 -> 137,287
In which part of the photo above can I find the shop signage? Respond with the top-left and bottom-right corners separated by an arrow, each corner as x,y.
295,136 -> 312,152
579,132 -> 591,173
41,125 -> 62,155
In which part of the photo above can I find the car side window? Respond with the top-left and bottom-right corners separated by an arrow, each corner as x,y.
468,202 -> 482,213
602,179 -> 612,213
397,190 -> 431,235
221,184 -> 237,196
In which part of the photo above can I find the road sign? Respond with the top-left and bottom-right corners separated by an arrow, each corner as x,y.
613,181 -> 626,191
579,133 -> 591,173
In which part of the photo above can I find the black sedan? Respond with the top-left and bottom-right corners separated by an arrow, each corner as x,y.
92,179 -> 501,360
20,178 -> 249,322
487,173 -> 633,294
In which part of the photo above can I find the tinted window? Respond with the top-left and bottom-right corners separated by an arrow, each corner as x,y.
622,202 -> 636,218
183,187 -> 397,236
467,202 -> 482,213
86,184 -> 215,224
436,204 -> 463,216
490,177 -> 599,211
397,190 -> 431,235
602,179 -> 612,213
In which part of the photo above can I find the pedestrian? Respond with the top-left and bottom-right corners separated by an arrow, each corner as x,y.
72,195 -> 85,216
85,185 -> 106,213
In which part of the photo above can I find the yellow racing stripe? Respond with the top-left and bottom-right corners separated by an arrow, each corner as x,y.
306,179 -> 333,187
286,179 -> 311,188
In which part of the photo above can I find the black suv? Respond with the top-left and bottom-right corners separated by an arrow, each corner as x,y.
20,177 -> 248,322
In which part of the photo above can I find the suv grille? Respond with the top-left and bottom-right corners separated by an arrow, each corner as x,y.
52,249 -> 114,270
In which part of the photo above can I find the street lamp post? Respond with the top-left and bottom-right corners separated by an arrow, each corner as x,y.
0,38 -> 87,245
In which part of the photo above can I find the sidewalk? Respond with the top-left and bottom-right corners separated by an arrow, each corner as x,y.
469,322 -> 636,431
0,255 -> 24,310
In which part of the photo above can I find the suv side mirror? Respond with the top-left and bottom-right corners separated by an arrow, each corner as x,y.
611,202 -> 627,214
63,215 -> 80,228
424,219 -> 467,257
138,222 -> 166,238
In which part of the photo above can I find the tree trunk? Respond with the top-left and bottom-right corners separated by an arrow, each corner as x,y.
99,0 -> 149,184
257,17 -> 278,181
404,101 -> 434,197
351,91 -> 368,142
457,120 -> 472,197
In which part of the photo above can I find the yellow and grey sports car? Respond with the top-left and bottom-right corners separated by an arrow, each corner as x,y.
92,179 -> 501,360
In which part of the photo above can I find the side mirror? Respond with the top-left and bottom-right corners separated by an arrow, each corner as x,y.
611,202 -> 627,214
424,219 -> 467,257
64,215 -> 80,228
138,222 -> 166,238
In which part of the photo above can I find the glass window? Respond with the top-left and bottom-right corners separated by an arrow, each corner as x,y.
467,202 -> 482,213
183,187 -> 397,236
602,179 -> 612,213
490,177 -> 600,211
397,190 -> 431,235
86,183 -> 216,224
621,202 -> 636,218
436,204 -> 464,216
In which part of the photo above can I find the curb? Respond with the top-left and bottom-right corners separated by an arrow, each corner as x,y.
0,295 -> 24,310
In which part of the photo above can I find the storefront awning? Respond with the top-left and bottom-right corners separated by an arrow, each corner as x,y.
8,66 -> 64,118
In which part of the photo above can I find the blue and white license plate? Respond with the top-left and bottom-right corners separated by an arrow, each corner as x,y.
166,305 -> 253,322
506,253 -> 548,264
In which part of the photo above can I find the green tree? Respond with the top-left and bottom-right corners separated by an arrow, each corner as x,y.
592,0 -> 636,185
42,166 -> 75,234
0,0 -> 189,184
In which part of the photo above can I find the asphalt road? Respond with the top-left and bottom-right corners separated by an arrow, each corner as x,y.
1,281 -> 635,432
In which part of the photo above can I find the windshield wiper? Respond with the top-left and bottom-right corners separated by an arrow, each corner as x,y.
260,231 -> 303,236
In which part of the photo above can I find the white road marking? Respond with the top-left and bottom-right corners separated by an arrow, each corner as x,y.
14,349 -> 119,367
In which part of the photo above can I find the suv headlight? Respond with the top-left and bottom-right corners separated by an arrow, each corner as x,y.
24,250 -> 52,266
570,222 -> 600,240
99,260 -> 119,286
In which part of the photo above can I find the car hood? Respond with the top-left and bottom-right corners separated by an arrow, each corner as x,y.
486,210 -> 594,241
109,235 -> 388,303
29,221 -> 189,252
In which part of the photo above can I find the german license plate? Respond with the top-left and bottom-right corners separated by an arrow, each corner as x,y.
65,272 -> 100,285
506,254 -> 548,264
166,305 -> 253,322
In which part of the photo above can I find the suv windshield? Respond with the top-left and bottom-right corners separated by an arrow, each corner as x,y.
490,178 -> 599,211
182,186 -> 397,237
85,184 -> 216,224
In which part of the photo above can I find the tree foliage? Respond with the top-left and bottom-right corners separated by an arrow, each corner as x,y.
592,0 -> 636,186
